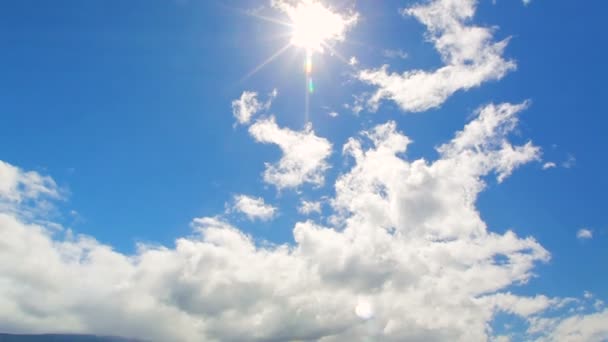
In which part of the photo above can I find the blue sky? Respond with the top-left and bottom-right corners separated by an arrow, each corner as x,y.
0,0 -> 607,341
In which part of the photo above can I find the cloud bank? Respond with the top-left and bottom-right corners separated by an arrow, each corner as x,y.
1,1 -> 606,341
1,103 -> 605,341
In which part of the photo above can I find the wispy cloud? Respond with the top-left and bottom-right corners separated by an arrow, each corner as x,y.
382,49 -> 408,60
231,89 -> 277,125
358,0 -> 515,112
298,199 -> 321,215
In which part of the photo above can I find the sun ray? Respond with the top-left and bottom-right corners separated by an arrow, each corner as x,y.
320,41 -> 352,66
246,12 -> 293,29
240,43 -> 292,82
239,1 -> 358,123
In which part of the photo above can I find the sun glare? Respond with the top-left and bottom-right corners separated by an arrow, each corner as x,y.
244,1 -> 358,120
287,1 -> 356,53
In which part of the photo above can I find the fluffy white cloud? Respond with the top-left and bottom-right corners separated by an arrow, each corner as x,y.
232,194 -> 277,221
577,228 -> 593,240
358,0 -> 516,112
231,89 -> 276,125
3,103 -> 604,341
249,117 -> 332,189
298,200 -> 322,215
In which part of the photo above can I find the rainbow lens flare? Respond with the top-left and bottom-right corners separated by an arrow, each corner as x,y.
306,51 -> 314,94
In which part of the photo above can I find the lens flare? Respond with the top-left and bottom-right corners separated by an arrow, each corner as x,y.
306,54 -> 313,75
306,51 -> 314,94
287,0 -> 357,53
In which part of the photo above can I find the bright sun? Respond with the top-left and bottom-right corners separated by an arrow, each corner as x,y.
287,1 -> 356,53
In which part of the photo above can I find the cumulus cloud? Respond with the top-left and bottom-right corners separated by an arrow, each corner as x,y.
249,117 -> 332,189
358,0 -> 516,112
577,228 -> 593,240
231,89 -> 276,125
298,200 -> 322,215
2,103 -> 604,341
232,194 -> 277,221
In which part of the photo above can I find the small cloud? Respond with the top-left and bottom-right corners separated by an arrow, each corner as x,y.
298,200 -> 322,215
348,56 -> 358,66
523,0 -> 532,6
542,162 -> 556,170
249,117 -> 332,189
577,228 -> 593,240
562,154 -> 576,169
328,111 -> 339,118
594,299 -> 605,310
232,194 -> 277,221
231,89 -> 277,125
584,291 -> 593,299
382,49 -> 408,60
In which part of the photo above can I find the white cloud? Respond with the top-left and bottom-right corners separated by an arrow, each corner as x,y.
0,160 -> 59,203
249,117 -> 332,189
0,103 -> 604,341
0,160 -> 61,219
523,0 -> 532,6
542,162 -> 557,170
232,194 -> 277,221
358,0 -> 516,112
533,310 -> 608,342
298,200 -> 322,215
231,89 -> 276,125
348,56 -> 358,66
577,228 -> 593,240
328,111 -> 339,118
